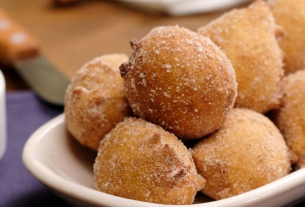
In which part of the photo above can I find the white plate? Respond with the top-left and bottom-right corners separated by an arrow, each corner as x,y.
121,0 -> 253,16
23,114 -> 305,207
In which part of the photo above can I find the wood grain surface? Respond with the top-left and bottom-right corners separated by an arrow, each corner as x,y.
0,0 -> 250,91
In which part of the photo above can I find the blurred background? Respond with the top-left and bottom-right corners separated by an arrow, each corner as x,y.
0,0 -> 252,91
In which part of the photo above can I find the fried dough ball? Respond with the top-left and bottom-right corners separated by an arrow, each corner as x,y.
94,117 -> 205,205
273,70 -> 305,169
65,54 -> 132,150
120,26 -> 237,140
192,108 -> 290,200
268,0 -> 305,74
198,0 -> 284,113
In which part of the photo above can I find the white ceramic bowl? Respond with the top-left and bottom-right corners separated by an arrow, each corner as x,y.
23,114 -> 305,207
0,70 -> 6,160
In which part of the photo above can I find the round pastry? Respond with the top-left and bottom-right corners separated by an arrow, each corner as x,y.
120,25 -> 237,140
273,69 -> 305,169
65,54 -> 132,150
192,108 -> 290,200
94,117 -> 206,205
198,0 -> 284,113
268,0 -> 305,74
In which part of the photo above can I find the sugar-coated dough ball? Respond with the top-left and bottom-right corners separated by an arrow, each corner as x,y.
94,118 -> 205,205
268,0 -> 305,74
192,108 -> 290,200
65,54 -> 132,150
198,0 -> 284,113
120,25 -> 237,140
273,70 -> 305,169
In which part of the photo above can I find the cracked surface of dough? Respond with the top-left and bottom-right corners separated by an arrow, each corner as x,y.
94,117 -> 205,205
192,108 -> 290,200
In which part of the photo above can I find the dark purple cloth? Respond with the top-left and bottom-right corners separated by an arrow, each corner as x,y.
0,91 -> 71,207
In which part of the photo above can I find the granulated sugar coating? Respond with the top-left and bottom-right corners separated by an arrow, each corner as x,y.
198,0 -> 284,114
273,69 -> 305,170
120,25 -> 237,140
64,54 -> 132,150
268,0 -> 305,74
192,108 -> 291,200
93,117 -> 205,205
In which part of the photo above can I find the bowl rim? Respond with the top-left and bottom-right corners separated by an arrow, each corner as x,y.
0,69 -> 6,160
0,70 -> 4,93
22,114 -> 305,206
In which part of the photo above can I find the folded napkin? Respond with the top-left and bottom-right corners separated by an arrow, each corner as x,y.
0,91 -> 71,207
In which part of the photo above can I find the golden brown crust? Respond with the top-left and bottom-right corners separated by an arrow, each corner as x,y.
192,108 -> 290,200
93,117 -> 205,205
273,69 -> 305,169
268,0 -> 305,74
198,0 -> 284,113
121,25 -> 237,140
64,54 -> 132,150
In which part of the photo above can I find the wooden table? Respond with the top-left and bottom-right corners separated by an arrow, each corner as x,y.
0,0 -> 249,91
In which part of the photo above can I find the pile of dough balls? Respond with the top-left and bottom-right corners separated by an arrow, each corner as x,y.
64,0 -> 305,204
